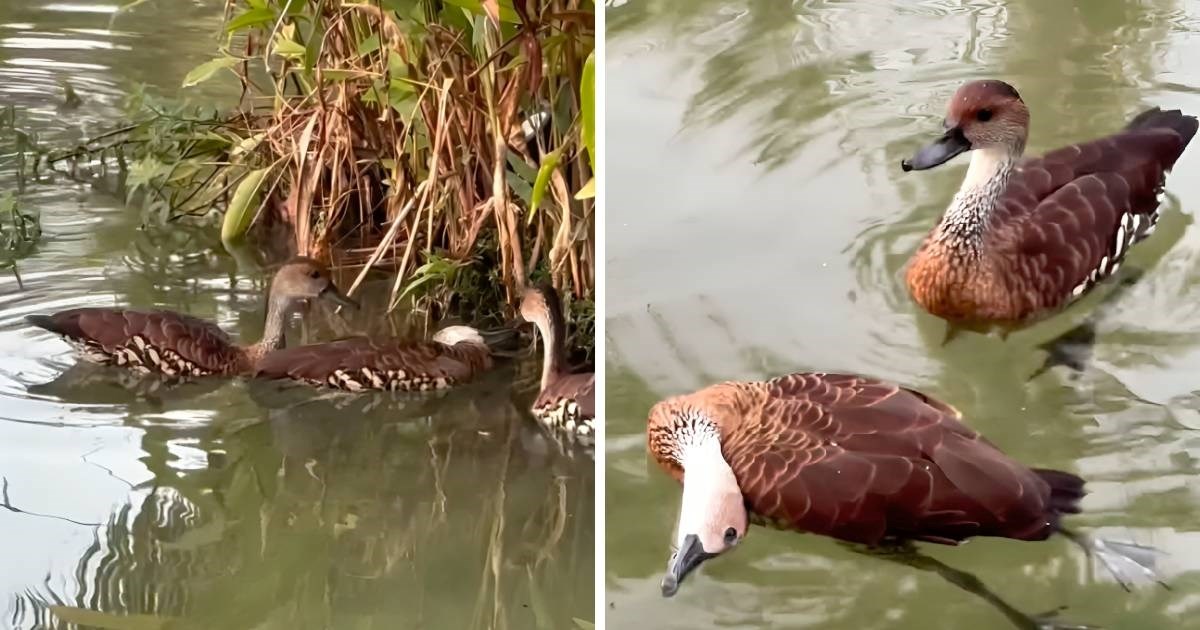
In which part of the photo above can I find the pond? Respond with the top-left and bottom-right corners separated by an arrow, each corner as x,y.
605,1 -> 1200,628
0,2 -> 594,629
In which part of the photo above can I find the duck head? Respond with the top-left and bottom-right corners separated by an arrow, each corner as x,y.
902,79 -> 1029,172
270,256 -> 358,313
653,401 -> 749,598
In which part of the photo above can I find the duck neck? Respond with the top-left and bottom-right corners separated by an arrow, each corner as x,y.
536,311 -> 567,391
935,145 -> 1020,254
249,294 -> 290,358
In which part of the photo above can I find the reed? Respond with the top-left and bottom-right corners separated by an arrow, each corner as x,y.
185,0 -> 595,334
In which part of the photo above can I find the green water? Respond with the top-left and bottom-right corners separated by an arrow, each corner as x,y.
0,2 -> 593,629
605,1 -> 1200,628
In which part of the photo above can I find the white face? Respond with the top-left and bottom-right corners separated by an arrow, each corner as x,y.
661,436 -> 748,597
432,325 -> 485,346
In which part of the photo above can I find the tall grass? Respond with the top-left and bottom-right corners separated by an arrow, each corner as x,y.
167,0 -> 596,327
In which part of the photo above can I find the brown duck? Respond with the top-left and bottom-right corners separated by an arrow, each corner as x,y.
903,79 -> 1196,325
26,257 -> 357,377
650,372 -> 1162,597
519,285 -> 595,441
253,325 -> 513,392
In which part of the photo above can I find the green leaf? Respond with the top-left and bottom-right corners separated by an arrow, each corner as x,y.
273,36 -> 307,59
231,132 -> 266,158
222,167 -> 271,243
182,56 -> 239,88
574,176 -> 595,200
357,33 -> 381,56
318,69 -> 362,81
580,50 -> 595,174
442,0 -> 519,23
528,148 -> 561,223
225,7 -> 276,33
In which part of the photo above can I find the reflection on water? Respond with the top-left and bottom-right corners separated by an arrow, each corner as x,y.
0,1 -> 592,628
607,0 -> 1200,628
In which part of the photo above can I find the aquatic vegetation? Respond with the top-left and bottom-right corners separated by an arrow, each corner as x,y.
0,193 -> 41,285
28,0 -> 596,353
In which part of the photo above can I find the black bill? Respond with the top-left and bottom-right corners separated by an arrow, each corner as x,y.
660,534 -> 715,598
901,126 -> 971,171
319,285 -> 360,310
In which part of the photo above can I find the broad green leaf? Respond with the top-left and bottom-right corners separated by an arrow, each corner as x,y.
319,69 -> 364,81
442,0 -> 519,23
182,56 -> 239,88
574,176 -> 595,200
225,7 -> 276,33
221,167 -> 271,243
357,33 -> 381,56
528,148 -> 561,223
231,132 -> 266,158
272,36 -> 307,59
49,607 -> 171,630
386,51 -> 410,80
580,50 -> 595,173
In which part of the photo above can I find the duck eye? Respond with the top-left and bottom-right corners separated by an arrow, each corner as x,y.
977,108 -> 993,122
309,270 -> 321,279
723,527 -> 738,544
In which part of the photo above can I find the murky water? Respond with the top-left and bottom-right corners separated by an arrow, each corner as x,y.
606,1 -> 1200,628
0,2 -> 593,629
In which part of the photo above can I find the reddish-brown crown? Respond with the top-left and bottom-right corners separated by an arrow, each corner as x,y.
945,79 -> 1024,128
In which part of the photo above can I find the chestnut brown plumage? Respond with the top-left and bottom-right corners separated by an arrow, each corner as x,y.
650,372 -> 1162,596
519,285 -> 595,441
26,257 -> 357,377
253,325 -> 506,392
903,79 -> 1196,324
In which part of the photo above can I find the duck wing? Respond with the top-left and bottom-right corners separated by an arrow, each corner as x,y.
990,109 -> 1196,312
535,371 -> 595,419
723,372 -> 1058,545
29,307 -> 240,374
255,337 -> 484,388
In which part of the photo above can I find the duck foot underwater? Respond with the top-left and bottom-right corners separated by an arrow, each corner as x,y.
1029,268 -> 1148,379
847,542 -> 1097,630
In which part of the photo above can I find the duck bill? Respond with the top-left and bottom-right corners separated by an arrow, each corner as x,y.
660,534 -> 714,598
901,127 -> 971,171
319,285 -> 359,310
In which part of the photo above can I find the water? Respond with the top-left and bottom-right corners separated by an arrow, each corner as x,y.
605,1 -> 1200,628
0,2 -> 593,629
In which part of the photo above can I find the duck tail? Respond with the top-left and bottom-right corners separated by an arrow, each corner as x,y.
26,313 -> 79,338
1126,107 -> 1198,148
1033,468 -> 1086,516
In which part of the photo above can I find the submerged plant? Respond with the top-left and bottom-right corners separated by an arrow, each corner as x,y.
0,193 -> 41,286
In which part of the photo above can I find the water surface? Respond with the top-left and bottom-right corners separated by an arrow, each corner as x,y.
0,2 -> 593,628
606,1 -> 1200,628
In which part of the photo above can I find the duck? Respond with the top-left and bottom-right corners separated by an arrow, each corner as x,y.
519,284 -> 595,441
650,372 -> 1162,597
252,325 -> 517,392
902,79 -> 1196,325
26,256 -> 357,377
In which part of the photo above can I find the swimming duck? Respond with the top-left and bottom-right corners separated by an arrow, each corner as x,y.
519,285 -> 595,441
252,325 -> 514,392
903,79 -> 1196,325
26,256 -> 357,377
650,372 -> 1161,597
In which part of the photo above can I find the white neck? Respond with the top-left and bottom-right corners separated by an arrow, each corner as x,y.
937,146 -> 1017,247
961,146 -> 1013,191
675,437 -> 738,545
